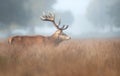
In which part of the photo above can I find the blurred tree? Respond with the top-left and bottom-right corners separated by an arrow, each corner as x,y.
0,0 -> 56,29
86,0 -> 120,31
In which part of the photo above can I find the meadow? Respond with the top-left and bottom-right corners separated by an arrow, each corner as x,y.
0,38 -> 120,76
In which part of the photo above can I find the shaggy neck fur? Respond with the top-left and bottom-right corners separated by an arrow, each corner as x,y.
46,30 -> 63,45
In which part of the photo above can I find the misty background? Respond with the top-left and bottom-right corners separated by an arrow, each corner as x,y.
0,0 -> 120,38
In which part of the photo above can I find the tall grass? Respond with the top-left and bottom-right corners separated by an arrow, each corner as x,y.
0,39 -> 120,76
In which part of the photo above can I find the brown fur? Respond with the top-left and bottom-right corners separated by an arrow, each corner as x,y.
8,35 -> 45,46
8,30 -> 70,46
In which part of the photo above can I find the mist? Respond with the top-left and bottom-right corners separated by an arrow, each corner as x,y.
54,0 -> 120,38
87,0 -> 120,31
0,0 -> 56,37
0,0 -> 120,38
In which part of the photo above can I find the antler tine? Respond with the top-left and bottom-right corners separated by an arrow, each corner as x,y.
58,18 -> 61,26
48,12 -> 62,29
60,25 -> 69,30
40,12 -> 54,21
40,15 -> 46,21
40,12 -> 46,20
40,12 -> 69,30
49,12 -> 55,18
43,11 -> 46,16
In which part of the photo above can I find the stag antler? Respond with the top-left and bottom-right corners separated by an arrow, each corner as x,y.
40,12 -> 69,30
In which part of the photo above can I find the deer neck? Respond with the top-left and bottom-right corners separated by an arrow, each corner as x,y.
48,34 -> 63,45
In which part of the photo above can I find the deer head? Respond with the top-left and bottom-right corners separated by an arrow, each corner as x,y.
40,12 -> 71,43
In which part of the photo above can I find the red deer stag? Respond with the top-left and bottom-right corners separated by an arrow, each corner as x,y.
8,12 -> 71,46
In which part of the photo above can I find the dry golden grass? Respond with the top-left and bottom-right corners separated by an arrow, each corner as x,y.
0,38 -> 120,76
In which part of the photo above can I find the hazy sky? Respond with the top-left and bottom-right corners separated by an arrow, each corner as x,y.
53,0 -> 92,36
0,0 -> 120,38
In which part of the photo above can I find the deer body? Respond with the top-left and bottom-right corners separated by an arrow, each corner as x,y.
8,27 -> 70,46
8,12 -> 71,46
8,35 -> 45,45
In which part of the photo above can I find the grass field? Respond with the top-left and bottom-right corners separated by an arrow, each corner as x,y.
0,38 -> 120,76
